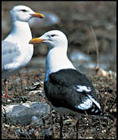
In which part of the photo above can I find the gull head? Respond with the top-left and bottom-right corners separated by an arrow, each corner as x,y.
10,5 -> 44,22
29,30 -> 68,48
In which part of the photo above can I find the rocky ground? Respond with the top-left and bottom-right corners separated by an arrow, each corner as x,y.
2,69 -> 117,139
2,1 -> 116,139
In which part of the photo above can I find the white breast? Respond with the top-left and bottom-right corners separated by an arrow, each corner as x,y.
45,47 -> 75,81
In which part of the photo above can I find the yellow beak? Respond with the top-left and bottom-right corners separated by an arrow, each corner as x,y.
31,12 -> 45,18
29,38 -> 45,44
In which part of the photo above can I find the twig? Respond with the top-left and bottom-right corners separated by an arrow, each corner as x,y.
89,26 -> 99,68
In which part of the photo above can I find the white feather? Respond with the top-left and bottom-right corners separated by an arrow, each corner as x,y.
76,98 -> 93,110
87,95 -> 101,109
45,47 -> 75,81
76,85 -> 91,92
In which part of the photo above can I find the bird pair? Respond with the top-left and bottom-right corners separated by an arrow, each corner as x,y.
2,5 -> 102,138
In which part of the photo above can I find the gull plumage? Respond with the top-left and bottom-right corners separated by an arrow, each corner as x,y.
30,30 -> 102,138
30,30 -> 101,114
2,5 -> 44,97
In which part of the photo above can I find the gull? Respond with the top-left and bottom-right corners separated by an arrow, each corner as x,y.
29,30 -> 102,138
2,5 -> 44,98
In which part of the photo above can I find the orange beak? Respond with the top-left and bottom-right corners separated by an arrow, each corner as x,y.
31,12 -> 45,18
29,38 -> 45,44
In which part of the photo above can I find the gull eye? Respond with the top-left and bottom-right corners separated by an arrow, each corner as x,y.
51,34 -> 56,37
21,9 -> 27,12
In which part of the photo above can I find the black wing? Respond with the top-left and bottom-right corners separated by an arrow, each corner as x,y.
44,69 -> 101,114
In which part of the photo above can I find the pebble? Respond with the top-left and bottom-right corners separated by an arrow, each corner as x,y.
86,137 -> 93,139
4,124 -> 10,128
110,108 -> 117,113
104,92 -> 108,95
102,129 -> 106,133
28,90 -> 41,96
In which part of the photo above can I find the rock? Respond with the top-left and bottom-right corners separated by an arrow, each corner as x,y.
2,102 -> 51,125
95,67 -> 116,78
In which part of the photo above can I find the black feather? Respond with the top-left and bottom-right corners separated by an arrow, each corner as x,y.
44,69 -> 101,115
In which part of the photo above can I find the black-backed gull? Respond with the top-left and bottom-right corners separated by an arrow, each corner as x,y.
30,30 -> 102,138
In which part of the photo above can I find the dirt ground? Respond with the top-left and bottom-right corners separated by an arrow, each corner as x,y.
2,69 -> 117,139
2,1 -> 117,139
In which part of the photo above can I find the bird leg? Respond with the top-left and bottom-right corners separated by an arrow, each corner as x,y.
59,114 -> 63,139
51,110 -> 54,138
76,119 -> 79,139
18,72 -> 23,95
2,79 -> 13,98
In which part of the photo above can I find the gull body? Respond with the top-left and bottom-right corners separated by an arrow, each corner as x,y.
30,30 -> 101,115
2,5 -> 44,77
30,30 -> 102,138
2,5 -> 44,97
